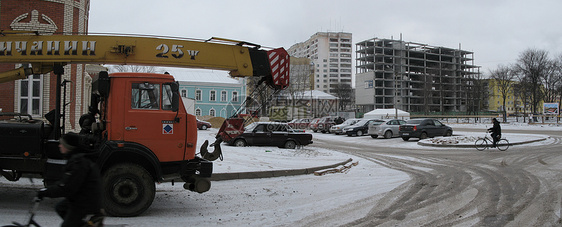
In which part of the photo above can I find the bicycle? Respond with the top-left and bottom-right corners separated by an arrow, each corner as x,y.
3,197 -> 109,227
3,197 -> 42,227
474,132 -> 510,151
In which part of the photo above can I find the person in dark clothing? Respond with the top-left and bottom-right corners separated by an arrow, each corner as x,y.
335,116 -> 344,125
488,118 -> 502,147
37,132 -> 104,227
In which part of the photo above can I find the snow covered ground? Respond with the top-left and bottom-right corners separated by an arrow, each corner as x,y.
0,121 -> 557,226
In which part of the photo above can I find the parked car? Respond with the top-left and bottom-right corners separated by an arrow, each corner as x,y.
288,118 -> 311,131
311,116 -> 335,133
330,118 -> 360,134
308,118 -> 321,132
344,119 -> 381,136
368,119 -> 407,139
197,119 -> 212,130
228,122 -> 313,149
399,118 -> 453,141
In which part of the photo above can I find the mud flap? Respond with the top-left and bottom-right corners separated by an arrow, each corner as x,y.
200,139 -> 223,161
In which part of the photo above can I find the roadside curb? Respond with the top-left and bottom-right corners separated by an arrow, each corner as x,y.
210,158 -> 354,181
417,136 -> 549,148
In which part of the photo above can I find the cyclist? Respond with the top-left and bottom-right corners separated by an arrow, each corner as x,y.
37,132 -> 104,227
487,118 -> 502,147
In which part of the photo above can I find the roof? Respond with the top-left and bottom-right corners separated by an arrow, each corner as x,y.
364,108 -> 410,118
287,90 -> 338,100
166,68 -> 243,85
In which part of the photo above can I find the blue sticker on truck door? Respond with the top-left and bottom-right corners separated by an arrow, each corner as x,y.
163,124 -> 173,134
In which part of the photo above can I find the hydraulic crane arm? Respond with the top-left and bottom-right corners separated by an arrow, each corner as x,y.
0,33 -> 289,88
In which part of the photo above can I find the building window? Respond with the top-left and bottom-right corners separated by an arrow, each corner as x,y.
181,89 -> 187,97
365,80 -> 373,88
209,108 -> 215,116
210,90 -> 216,101
195,90 -> 202,101
19,74 -> 42,116
232,91 -> 238,102
195,108 -> 201,116
221,91 -> 227,102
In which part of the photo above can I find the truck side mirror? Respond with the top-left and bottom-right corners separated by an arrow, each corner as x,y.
171,82 -> 179,112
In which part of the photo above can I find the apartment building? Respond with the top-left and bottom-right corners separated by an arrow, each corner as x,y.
355,38 -> 480,113
486,79 -> 535,115
287,32 -> 353,95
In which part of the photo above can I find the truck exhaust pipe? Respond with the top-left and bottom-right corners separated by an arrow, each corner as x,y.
200,139 -> 223,161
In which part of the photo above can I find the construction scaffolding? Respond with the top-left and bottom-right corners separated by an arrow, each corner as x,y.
355,38 -> 481,113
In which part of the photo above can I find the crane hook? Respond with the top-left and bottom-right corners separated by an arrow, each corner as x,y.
200,138 -> 223,161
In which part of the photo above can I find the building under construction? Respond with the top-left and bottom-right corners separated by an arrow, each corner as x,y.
355,37 -> 480,114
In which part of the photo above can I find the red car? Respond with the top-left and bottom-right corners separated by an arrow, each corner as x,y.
288,118 -> 311,130
197,119 -> 212,130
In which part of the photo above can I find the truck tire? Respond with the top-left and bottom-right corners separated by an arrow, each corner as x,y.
102,163 -> 155,217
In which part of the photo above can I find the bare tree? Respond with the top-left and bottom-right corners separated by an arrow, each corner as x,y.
514,49 -> 550,114
544,55 -> 562,103
285,58 -> 313,119
512,77 -> 532,122
109,65 -> 161,73
465,73 -> 488,116
332,83 -> 353,111
489,65 -> 515,122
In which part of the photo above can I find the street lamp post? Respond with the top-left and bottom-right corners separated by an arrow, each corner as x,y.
394,71 -> 398,119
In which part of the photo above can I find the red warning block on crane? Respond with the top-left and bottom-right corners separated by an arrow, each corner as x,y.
267,48 -> 290,89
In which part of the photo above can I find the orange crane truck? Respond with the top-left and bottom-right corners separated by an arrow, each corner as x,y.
0,32 -> 289,217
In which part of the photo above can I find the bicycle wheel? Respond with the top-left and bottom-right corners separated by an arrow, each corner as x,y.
475,138 -> 488,151
497,139 -> 510,151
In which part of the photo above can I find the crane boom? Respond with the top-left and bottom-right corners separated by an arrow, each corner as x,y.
0,33 -> 289,88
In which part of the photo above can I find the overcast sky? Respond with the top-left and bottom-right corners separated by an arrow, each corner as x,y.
89,0 -> 562,76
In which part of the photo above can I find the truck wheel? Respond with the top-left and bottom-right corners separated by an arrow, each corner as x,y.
102,163 -> 155,217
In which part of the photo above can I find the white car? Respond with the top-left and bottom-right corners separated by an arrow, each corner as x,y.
330,118 -> 360,134
368,119 -> 407,139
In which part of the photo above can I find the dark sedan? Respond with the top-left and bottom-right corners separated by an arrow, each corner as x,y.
228,122 -> 313,149
344,119 -> 381,136
399,118 -> 453,141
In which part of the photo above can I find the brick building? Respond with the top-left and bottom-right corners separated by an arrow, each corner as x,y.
0,0 -> 90,131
